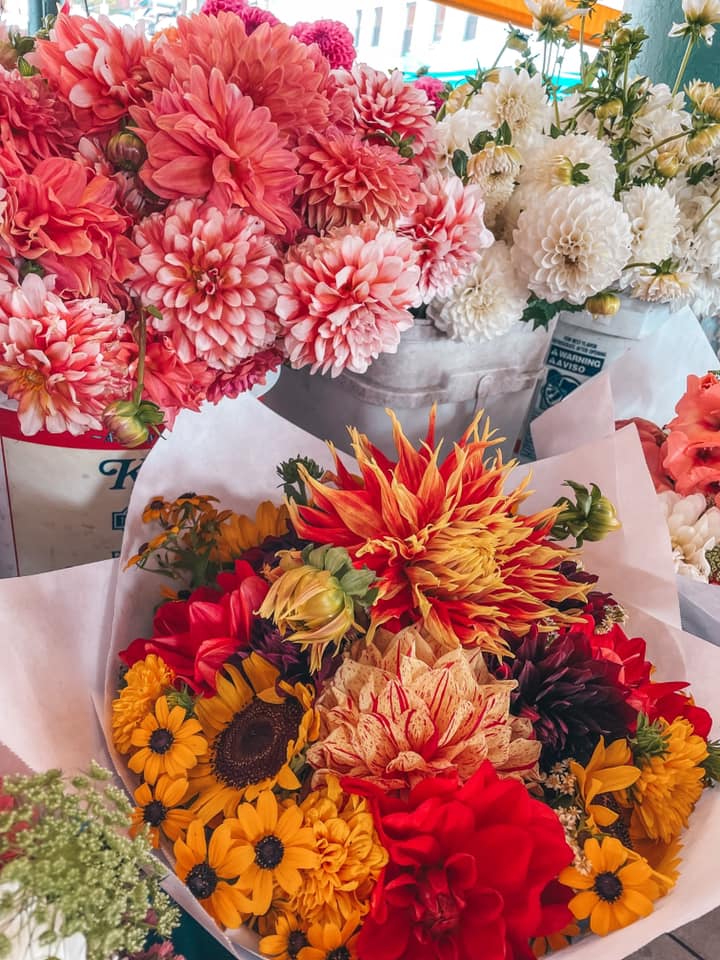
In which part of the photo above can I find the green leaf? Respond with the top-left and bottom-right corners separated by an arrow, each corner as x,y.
469,130 -> 495,154
451,149 -> 468,180
520,295 -> 585,330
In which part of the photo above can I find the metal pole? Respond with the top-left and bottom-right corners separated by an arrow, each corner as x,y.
27,0 -> 60,33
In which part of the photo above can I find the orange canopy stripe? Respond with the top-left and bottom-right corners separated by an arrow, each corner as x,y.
435,0 -> 620,45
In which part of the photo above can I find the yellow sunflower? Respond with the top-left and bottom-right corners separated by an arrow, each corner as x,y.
174,819 -> 253,929
130,775 -> 194,848
570,737 -> 640,832
259,912 -> 310,960
560,837 -> 661,936
112,654 -> 175,754
212,501 -> 290,564
129,696 -> 207,784
226,788 -> 318,916
298,914 -> 360,960
187,654 -> 319,823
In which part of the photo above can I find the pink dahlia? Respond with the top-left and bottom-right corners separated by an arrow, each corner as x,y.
412,75 -> 446,112
132,198 -> 283,372
1,156 -> 137,302
206,345 -> 284,403
0,274 -> 128,436
201,0 -> 280,32
144,13 -> 330,145
291,19 -> 356,70
131,65 -> 300,238
334,63 -> 435,158
0,67 -> 78,174
399,174 -> 493,301
297,128 -> 422,232
36,13 -> 149,134
276,221 -> 420,377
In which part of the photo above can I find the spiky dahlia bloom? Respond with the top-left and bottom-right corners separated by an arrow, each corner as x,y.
0,274 -> 128,436
398,174 -> 492,302
144,14 -> 330,145
296,129 -> 421,232
334,63 -> 435,158
36,13 -> 149,133
132,199 -> 282,372
511,186 -> 633,305
307,627 -> 540,791
472,67 -> 551,152
276,222 -> 419,377
289,411 -> 590,653
0,67 -> 78,174
291,20 -> 356,70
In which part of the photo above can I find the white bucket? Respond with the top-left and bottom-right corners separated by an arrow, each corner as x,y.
263,317 -> 555,461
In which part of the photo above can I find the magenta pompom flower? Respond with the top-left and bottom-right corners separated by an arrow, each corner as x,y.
132,198 -> 283,372
200,0 -> 280,32
277,221 -> 420,377
206,346 -> 284,403
412,75 -> 446,112
291,19 -> 356,70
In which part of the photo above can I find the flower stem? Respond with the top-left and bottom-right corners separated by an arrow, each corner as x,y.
491,35 -> 509,70
132,309 -> 147,406
672,35 -> 695,96
694,185 -> 720,230
622,129 -> 690,168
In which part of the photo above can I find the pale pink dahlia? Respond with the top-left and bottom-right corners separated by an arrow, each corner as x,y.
206,345 -> 284,403
132,198 -> 283,372
412,75 -> 446,112
132,65 -> 300,238
399,174 -> 494,301
0,67 -> 79,174
291,20 -> 356,70
297,128 -> 422,232
0,274 -> 128,436
276,221 -> 420,377
334,63 -> 435,158
36,13 -> 149,133
144,14 -> 330,145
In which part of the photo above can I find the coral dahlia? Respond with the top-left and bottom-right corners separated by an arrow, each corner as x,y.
201,0 -> 280,32
132,198 -> 283,372
0,67 -> 78,174
288,410 -> 590,653
399,173 -> 493,302
36,13 -> 149,133
291,20 -> 356,70
276,221 -> 420,377
0,274 -> 128,436
132,66 -> 300,238
296,128 -> 422,232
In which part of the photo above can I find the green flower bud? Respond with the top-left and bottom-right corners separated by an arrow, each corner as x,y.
596,99 -> 624,121
102,399 -> 164,448
550,481 -> 621,546
106,130 -> 147,172
586,292 -> 621,317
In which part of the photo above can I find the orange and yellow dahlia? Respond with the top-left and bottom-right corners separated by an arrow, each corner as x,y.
288,410 -> 589,655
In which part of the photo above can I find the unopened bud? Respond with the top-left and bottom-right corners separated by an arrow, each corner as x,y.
550,481 -> 621,546
685,125 -> 720,159
596,99 -> 624,121
507,30 -> 529,53
655,151 -> 681,178
586,292 -> 621,317
106,130 -> 147,172
102,399 -> 164,448
613,27 -> 632,45
445,82 -> 473,114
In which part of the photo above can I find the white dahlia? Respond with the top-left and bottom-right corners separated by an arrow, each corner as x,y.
622,184 -> 680,264
471,67 -> 551,152
670,0 -> 720,43
511,186 -> 632,305
525,0 -> 576,30
519,133 -> 617,194
658,490 -> 720,582
435,102 -> 488,161
466,143 -> 521,227
628,84 -> 689,175
431,240 -> 528,341
690,273 -> 720,319
558,91 -> 601,138
630,267 -> 696,304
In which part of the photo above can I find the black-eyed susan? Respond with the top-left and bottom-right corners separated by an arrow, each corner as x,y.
187,654 -> 319,823
570,737 -> 640,833
226,788 -> 318,916
174,819 -> 254,929
531,921 -> 581,957
259,910 -> 310,960
130,775 -> 194,847
559,837 -> 661,936
129,696 -> 206,784
212,501 -> 290,564
297,914 -> 360,960
112,654 -> 175,754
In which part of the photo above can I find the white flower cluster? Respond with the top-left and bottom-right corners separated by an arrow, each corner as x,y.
658,490 -> 720,582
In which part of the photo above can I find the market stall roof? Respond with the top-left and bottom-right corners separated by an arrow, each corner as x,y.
436,0 -> 621,45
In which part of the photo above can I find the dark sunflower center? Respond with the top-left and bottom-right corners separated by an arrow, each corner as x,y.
186,862 -> 218,900
327,949 -> 350,960
287,931 -> 308,959
212,695 -> 304,789
149,728 -> 174,754
143,799 -> 168,827
594,871 -> 623,902
255,834 -> 285,869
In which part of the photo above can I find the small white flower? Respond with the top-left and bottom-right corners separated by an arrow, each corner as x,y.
519,133 -> 618,195
627,84 -> 690,175
525,0 -> 577,30
431,240 -> 528,341
630,268 -> 696,304
658,490 -> 720,581
622,184 -> 680,264
670,0 -> 720,42
471,68 -> 551,152
511,186 -> 632,305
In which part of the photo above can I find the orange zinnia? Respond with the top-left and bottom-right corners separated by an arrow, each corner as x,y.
288,410 -> 589,655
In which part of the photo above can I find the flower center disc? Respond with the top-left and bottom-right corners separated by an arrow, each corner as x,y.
186,861 -> 219,900
287,931 -> 308,959
149,728 -> 174,754
212,695 -> 304,788
255,834 -> 285,869
594,871 -> 623,903
143,799 -> 168,827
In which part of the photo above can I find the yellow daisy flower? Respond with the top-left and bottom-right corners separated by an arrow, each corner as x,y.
259,912 -> 310,960
226,788 -> 318,916
298,914 -> 360,960
174,819 -> 253,929
570,737 -> 640,832
629,717 -> 708,844
531,921 -> 581,957
560,837 -> 661,936
630,832 -> 683,896
129,696 -> 207,784
112,654 -> 175,754
212,501 -> 290,564
187,654 -> 319,823
130,775 -> 194,848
